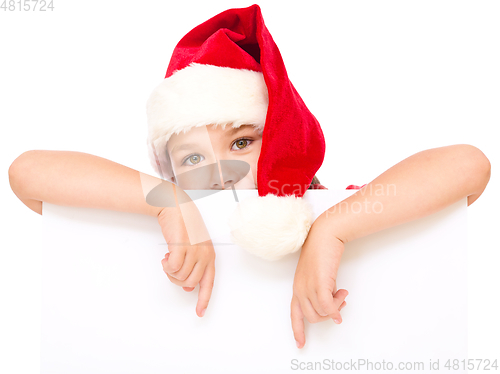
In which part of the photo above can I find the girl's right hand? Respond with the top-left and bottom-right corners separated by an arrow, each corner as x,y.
291,215 -> 348,348
157,206 -> 216,318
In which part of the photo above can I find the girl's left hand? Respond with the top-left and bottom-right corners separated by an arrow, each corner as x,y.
291,215 -> 349,349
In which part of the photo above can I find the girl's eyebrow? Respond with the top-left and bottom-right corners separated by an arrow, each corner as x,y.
224,125 -> 251,137
171,143 -> 199,154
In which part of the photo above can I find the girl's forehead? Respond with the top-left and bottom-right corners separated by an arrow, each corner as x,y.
208,123 -> 260,133
166,124 -> 262,156
170,123 -> 261,142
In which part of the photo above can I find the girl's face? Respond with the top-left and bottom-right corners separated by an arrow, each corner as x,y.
166,124 -> 262,190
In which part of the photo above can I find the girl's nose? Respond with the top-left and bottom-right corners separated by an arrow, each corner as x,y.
214,159 -> 250,189
209,160 -> 234,190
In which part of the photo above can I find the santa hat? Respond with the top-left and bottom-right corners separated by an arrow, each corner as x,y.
146,4 -> 325,261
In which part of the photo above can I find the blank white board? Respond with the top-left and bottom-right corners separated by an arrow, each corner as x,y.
41,190 -> 467,373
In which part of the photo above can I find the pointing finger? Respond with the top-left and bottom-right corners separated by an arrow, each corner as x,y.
196,260 -> 215,317
291,295 -> 306,349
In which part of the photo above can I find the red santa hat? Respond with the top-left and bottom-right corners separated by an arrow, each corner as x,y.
146,4 -> 325,261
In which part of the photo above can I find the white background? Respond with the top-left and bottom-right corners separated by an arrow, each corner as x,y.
1,1 -> 499,372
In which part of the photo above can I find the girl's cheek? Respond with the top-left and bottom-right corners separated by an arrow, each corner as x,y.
249,162 -> 258,188
234,174 -> 257,189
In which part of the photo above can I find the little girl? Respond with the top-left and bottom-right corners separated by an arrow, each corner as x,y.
8,4 -> 491,350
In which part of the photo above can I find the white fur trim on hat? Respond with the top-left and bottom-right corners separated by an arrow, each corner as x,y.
147,63 -> 267,146
227,194 -> 314,261
146,63 -> 268,178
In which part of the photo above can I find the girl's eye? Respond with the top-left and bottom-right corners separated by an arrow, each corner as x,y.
232,138 -> 253,151
182,154 -> 204,166
181,138 -> 252,166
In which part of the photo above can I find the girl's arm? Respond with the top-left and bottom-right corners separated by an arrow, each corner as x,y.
8,150 -> 216,317
317,143 -> 490,244
8,150 -> 163,217
291,144 -> 491,348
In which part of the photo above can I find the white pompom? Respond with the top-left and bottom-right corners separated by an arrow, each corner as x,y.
227,194 -> 314,261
